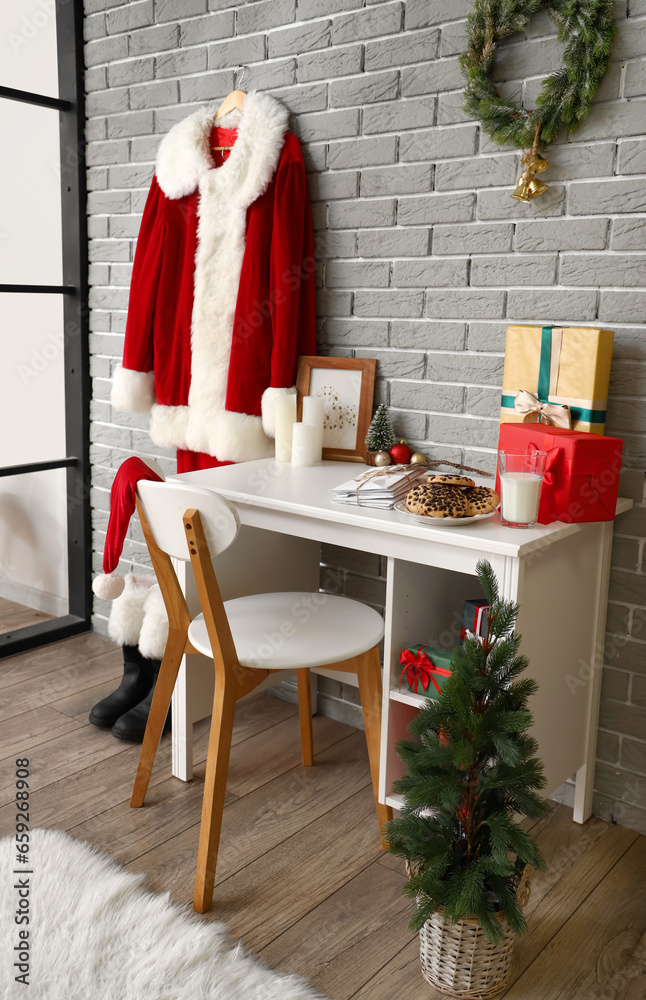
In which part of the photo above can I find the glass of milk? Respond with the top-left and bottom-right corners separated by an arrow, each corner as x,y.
498,450 -> 547,528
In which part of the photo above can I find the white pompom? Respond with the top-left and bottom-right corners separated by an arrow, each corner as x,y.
92,572 -> 126,600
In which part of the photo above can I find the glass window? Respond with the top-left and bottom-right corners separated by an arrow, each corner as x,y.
0,293 -> 66,465
0,467 -> 69,624
0,1 -> 59,98
0,101 -> 63,286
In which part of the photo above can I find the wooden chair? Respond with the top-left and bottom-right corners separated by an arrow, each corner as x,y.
130,479 -> 392,913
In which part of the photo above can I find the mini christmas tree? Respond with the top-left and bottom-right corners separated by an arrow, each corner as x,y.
365,403 -> 395,452
386,559 -> 551,945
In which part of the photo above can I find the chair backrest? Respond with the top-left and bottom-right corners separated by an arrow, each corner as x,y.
136,480 -> 240,561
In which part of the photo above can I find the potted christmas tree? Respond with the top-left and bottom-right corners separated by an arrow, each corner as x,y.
386,559 -> 550,999
365,403 -> 396,465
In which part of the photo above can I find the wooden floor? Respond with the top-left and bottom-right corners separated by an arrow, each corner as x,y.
0,631 -> 644,999
0,596 -> 53,635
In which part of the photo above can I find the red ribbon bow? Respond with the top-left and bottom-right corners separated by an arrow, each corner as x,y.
528,440 -> 560,487
399,648 -> 451,695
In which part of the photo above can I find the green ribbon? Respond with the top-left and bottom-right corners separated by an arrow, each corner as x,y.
501,326 -> 606,425
537,326 -> 552,402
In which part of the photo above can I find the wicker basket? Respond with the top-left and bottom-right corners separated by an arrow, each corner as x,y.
415,868 -> 532,1000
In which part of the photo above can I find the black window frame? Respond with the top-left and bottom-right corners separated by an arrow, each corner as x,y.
0,0 -> 90,655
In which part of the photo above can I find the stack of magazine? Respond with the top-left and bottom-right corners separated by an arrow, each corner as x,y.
331,466 -> 426,509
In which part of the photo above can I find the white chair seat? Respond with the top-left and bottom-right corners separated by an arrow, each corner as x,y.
188,591 -> 384,670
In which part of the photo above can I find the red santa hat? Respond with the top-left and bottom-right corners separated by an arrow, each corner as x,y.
92,457 -> 165,601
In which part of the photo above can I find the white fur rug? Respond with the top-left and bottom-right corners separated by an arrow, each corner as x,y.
0,829 -> 324,1000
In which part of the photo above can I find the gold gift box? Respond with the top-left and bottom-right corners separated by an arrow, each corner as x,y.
500,325 -> 614,435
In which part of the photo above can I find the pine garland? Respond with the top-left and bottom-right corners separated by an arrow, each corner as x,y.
460,0 -> 616,151
386,560 -> 551,945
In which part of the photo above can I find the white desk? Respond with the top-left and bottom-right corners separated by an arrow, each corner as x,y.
175,458 -> 632,824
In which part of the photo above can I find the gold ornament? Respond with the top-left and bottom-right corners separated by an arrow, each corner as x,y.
511,124 -> 550,202
410,451 -> 428,464
511,173 -> 531,203
527,175 -> 548,199
526,152 -> 549,174
373,450 -> 392,467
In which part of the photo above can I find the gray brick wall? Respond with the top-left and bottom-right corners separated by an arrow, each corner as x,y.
85,0 -> 646,834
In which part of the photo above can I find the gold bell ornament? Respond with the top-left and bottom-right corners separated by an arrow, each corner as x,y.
511,163 -> 549,202
511,169 -> 532,203
525,151 -> 549,174
527,174 -> 548,198
510,124 -> 550,202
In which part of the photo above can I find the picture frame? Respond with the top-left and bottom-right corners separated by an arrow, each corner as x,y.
296,356 -> 377,463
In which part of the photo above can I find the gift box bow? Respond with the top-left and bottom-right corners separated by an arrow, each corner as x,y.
399,647 -> 451,695
528,439 -> 561,487
514,389 -> 571,429
501,326 -> 608,428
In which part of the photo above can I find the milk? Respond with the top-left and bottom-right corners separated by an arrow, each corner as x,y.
500,472 -> 543,525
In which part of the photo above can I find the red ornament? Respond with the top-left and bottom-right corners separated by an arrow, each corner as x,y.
390,439 -> 412,464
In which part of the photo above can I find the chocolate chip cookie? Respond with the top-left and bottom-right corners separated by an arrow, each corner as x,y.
423,474 -> 476,488
405,483 -> 470,518
463,486 -> 500,517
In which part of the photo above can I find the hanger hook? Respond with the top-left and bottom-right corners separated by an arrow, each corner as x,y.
236,65 -> 247,90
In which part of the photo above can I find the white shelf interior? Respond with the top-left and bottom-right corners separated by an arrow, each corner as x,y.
380,557 -> 486,806
389,687 -> 427,708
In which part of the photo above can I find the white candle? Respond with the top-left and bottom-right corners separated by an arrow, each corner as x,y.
275,394 -> 297,462
500,473 -> 543,524
302,395 -> 324,462
291,422 -> 318,467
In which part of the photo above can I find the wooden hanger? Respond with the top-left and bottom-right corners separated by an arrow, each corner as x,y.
214,88 -> 246,121
210,89 -> 246,150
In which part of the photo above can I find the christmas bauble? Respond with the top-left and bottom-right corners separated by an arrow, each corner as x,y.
373,450 -> 392,467
390,440 -> 412,465
410,451 -> 428,464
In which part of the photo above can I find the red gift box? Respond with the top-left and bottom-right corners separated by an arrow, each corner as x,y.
496,423 -> 623,525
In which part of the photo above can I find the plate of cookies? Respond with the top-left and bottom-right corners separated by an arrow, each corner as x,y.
395,474 -> 500,525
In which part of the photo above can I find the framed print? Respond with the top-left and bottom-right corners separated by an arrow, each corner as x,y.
296,356 -> 377,463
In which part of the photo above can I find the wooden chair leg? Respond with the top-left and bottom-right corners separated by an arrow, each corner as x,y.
130,629 -> 186,809
297,668 -> 314,767
193,674 -> 237,914
356,645 -> 393,850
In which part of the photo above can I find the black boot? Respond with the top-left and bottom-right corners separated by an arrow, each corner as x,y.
111,660 -> 170,742
89,645 -> 154,728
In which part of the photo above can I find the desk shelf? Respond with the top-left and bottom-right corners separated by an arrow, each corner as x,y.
380,557 -> 484,808
389,688 -> 427,708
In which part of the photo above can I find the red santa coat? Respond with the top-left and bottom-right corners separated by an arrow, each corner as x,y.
111,91 -> 316,463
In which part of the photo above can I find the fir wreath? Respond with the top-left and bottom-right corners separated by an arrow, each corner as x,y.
460,0 -> 616,194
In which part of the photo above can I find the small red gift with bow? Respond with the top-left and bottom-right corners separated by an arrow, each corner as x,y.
496,423 -> 622,525
399,644 -> 453,698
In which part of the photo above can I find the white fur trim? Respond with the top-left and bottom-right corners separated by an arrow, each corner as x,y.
156,106 -> 214,200
213,410 -> 274,463
148,92 -> 290,458
138,585 -> 169,661
155,91 -> 289,201
261,386 -> 296,438
111,365 -> 155,414
93,572 -> 125,601
149,404 -> 191,450
107,573 -> 157,648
